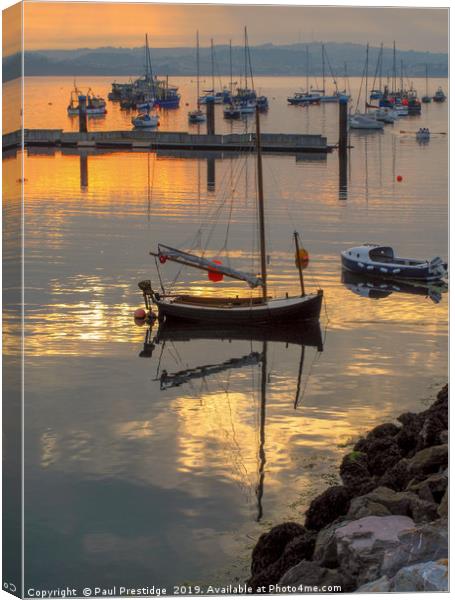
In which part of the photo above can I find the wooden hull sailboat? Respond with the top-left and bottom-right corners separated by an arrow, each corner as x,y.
139,53 -> 323,325
140,284 -> 323,325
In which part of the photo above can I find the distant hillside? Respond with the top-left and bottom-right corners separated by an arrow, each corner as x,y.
3,42 -> 448,83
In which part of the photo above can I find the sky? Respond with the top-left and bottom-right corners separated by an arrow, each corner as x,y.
3,1 -> 449,55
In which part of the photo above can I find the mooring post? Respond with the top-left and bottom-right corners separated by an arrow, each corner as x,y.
78,95 -> 88,133
338,97 -> 348,152
207,157 -> 215,191
338,97 -> 348,200
206,98 -> 215,136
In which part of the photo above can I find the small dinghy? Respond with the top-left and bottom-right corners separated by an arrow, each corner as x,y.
341,244 -> 447,282
416,127 -> 430,140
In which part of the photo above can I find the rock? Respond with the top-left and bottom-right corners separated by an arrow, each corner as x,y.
250,522 -> 306,577
390,559 -> 448,592
381,520 -> 448,578
406,472 -> 448,504
366,437 -> 402,477
339,452 -> 375,496
304,486 -> 351,532
439,430 -> 448,444
377,458 -> 411,491
278,559 -> 353,591
248,525 -> 316,588
438,489 -> 448,519
355,576 -> 391,593
367,422 -> 401,439
346,486 -> 438,523
313,519 -> 347,568
327,515 -> 416,586
406,444 -> 448,480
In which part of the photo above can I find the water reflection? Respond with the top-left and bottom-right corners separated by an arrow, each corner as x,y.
342,269 -> 448,304
139,318 -> 323,522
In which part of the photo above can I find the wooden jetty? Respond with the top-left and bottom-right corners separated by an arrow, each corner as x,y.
2,129 -> 331,154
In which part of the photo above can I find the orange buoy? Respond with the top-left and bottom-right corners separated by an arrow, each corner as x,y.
397,175 -> 403,182
295,248 -> 310,270
208,259 -> 224,282
134,308 -> 146,320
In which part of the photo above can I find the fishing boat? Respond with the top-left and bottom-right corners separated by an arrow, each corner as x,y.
341,244 -> 447,282
138,107 -> 323,324
422,65 -> 432,103
433,87 -> 446,103
67,85 -> 81,115
131,111 -> 159,128
67,86 -> 107,116
188,31 -> 207,124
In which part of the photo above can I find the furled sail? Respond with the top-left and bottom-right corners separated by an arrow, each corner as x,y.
152,243 -> 264,288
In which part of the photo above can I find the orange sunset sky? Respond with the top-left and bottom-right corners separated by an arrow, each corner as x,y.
2,2 -> 449,55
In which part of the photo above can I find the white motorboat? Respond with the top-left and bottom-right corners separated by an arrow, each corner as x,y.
341,244 -> 447,282
369,108 -> 398,124
349,113 -> 384,130
132,111 -> 160,128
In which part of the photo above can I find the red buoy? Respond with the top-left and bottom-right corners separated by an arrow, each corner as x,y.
208,259 -> 224,283
134,308 -> 146,320
159,255 -> 167,264
397,175 -> 403,182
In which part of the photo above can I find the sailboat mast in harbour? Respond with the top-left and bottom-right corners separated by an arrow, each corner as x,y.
255,107 -> 268,300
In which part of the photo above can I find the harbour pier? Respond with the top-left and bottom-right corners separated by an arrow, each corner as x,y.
2,128 -> 331,154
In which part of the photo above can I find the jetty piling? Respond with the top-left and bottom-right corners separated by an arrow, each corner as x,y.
338,98 -> 349,200
206,98 -> 215,136
78,95 -> 88,133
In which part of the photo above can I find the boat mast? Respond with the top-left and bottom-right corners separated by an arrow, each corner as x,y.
244,26 -> 248,90
306,45 -> 309,92
392,40 -> 396,94
196,31 -> 200,109
321,43 -> 325,93
294,231 -> 305,296
425,64 -> 429,96
378,42 -> 383,91
255,107 -> 268,300
229,39 -> 233,94
365,43 -> 369,111
211,38 -> 215,92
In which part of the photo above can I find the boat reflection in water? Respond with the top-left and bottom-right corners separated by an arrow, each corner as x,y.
342,270 -> 448,304
139,319 -> 323,521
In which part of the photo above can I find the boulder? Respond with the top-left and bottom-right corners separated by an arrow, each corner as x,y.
381,520 -> 448,578
339,452 -> 375,496
304,486 -> 351,532
355,576 -> 391,593
377,458 -> 411,491
248,525 -> 316,588
391,559 -> 448,592
406,444 -> 448,480
366,437 -> 402,477
278,559 -> 353,591
250,522 -> 306,577
406,472 -> 448,504
322,515 -> 416,586
346,486 -> 438,523
438,489 -> 448,519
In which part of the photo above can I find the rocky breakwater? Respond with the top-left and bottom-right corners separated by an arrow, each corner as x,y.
247,384 -> 448,592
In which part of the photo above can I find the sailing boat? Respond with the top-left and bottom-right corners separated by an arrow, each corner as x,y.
350,43 -> 384,130
287,45 -> 321,106
138,107 -> 323,325
189,31 -> 206,124
422,65 -> 432,103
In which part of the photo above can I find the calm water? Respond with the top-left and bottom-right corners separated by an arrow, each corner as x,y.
3,75 -> 448,592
